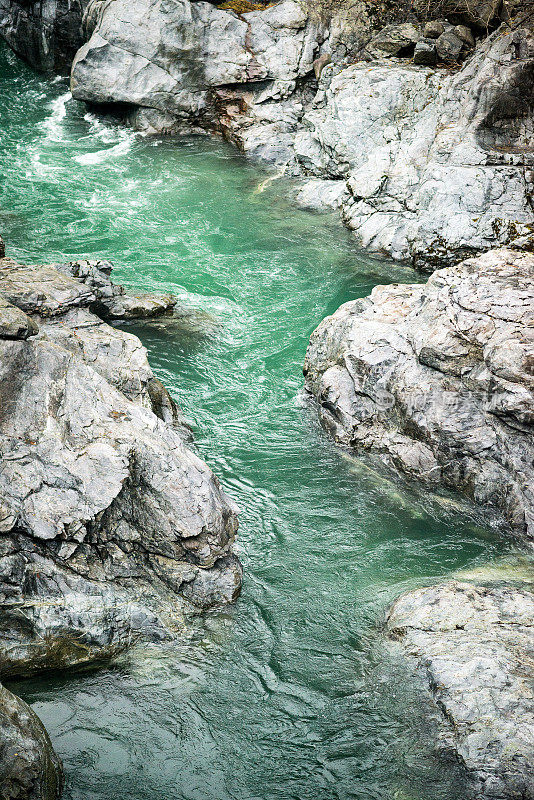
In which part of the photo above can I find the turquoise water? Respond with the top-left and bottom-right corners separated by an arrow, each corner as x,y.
0,43 -> 514,800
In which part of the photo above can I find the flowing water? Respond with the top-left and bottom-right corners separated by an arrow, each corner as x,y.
0,43 -> 519,800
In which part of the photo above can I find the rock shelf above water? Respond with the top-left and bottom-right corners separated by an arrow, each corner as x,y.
304,247 -> 534,542
387,581 -> 534,799
0,251 -> 242,678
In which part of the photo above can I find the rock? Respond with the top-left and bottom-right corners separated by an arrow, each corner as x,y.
294,179 -> 348,211
436,30 -> 465,62
0,235 -> 4,259
454,24 -> 476,47
313,52 -> 331,79
413,38 -> 437,65
365,23 -> 421,58
0,297 -> 39,341
442,0 -> 505,31
0,255 -> 242,676
0,682 -> 63,799
55,259 -> 177,320
293,24 -> 534,269
304,248 -> 534,541
423,20 -> 445,38
0,0 -> 89,73
386,581 -> 534,799
71,0 -> 321,128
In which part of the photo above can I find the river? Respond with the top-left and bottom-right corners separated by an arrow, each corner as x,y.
0,42 -> 515,800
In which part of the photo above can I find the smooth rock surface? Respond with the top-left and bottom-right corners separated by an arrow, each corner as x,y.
0,256 -> 242,676
71,0 -> 321,129
387,581 -> 534,799
304,248 -> 534,540
0,682 -> 63,799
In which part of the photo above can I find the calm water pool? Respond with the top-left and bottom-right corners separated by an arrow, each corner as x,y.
0,41 -> 515,800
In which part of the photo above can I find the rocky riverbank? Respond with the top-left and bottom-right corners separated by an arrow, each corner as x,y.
0,237 -> 243,794
387,581 -> 534,800
0,2 -> 533,796
0,243 -> 243,678
304,246 -> 534,542
305,244 -> 534,795
1,0 -> 532,269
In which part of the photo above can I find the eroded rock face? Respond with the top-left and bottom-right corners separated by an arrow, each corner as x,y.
386,581 -> 534,799
0,0 -> 88,73
304,248 -> 534,540
0,256 -> 242,677
293,24 -> 534,270
0,682 -> 63,799
71,0 -> 322,130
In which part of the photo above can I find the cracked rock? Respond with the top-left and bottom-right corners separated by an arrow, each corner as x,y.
304,248 -> 534,541
0,254 -> 242,676
386,581 -> 534,799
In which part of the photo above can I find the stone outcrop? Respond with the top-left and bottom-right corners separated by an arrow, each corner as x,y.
70,0 -> 324,132
0,0 -> 89,73
304,247 -> 534,541
387,581 -> 534,799
0,681 -> 63,799
65,0 -> 533,269
0,254 -> 242,677
292,21 -> 534,270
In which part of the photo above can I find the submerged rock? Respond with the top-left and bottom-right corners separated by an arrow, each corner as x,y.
387,581 -> 534,799
304,248 -> 534,541
0,682 -> 63,799
0,254 -> 242,676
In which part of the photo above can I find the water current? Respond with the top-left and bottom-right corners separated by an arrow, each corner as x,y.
0,42 -> 519,800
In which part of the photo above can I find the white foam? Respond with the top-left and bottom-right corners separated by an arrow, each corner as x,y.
74,135 -> 135,165
41,91 -> 71,140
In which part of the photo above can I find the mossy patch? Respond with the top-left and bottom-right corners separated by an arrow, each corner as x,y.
218,0 -> 274,13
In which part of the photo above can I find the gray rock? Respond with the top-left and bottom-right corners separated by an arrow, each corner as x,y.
294,179 -> 349,211
365,22 -> 421,58
304,248 -> 534,541
0,255 -> 242,676
0,0 -> 89,73
441,0 -> 505,31
0,297 -> 39,341
71,0 -> 321,128
55,259 -> 177,320
454,24 -> 476,47
293,24 -> 534,269
413,38 -> 437,65
0,682 -> 63,799
436,30 -> 465,62
423,20 -> 445,38
386,581 -> 534,799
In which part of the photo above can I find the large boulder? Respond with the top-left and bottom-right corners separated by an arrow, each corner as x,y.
387,581 -> 534,799
0,0 -> 89,73
293,23 -> 534,269
71,0 -> 322,129
0,682 -> 63,799
0,256 -> 242,677
304,248 -> 534,541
